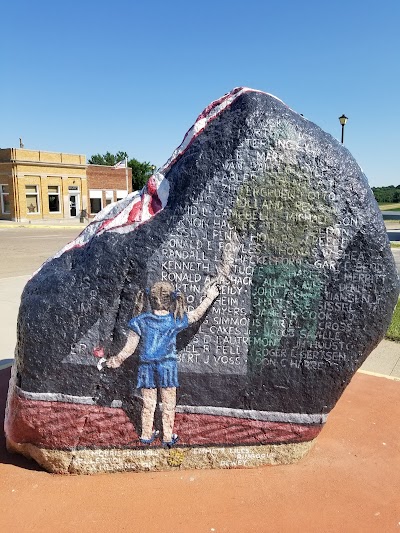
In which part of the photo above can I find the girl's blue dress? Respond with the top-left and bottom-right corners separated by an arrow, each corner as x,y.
128,312 -> 189,388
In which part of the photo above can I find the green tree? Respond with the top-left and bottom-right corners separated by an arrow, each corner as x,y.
88,151 -> 155,191
129,158 -> 155,191
88,151 -> 128,166
371,185 -> 400,203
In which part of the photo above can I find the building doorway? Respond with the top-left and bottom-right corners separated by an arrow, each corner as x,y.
68,186 -> 80,217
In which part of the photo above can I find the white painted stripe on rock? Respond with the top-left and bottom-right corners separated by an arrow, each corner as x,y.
14,386 -> 326,424
175,405 -> 327,424
16,386 -> 96,405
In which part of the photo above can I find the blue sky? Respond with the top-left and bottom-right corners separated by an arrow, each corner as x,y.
1,0 -> 399,187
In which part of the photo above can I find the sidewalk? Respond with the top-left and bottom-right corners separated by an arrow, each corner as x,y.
0,218 -> 90,229
0,367 -> 399,532
360,339 -> 400,380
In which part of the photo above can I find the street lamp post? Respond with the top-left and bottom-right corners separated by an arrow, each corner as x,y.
338,114 -> 348,144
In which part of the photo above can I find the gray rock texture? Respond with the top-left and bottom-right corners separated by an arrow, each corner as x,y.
5,87 -> 399,473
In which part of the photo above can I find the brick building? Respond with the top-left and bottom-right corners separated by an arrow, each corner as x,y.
0,148 -> 87,222
0,148 -> 133,221
86,164 -> 132,217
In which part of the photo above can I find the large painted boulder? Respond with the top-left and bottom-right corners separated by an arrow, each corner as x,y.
5,87 -> 399,473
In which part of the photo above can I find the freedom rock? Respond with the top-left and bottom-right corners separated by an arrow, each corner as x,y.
5,87 -> 399,474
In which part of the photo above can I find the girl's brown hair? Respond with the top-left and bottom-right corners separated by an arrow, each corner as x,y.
133,281 -> 186,320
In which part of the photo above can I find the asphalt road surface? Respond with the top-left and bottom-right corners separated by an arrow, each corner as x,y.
388,230 -> 400,241
391,246 -> 400,275
0,227 -> 80,278
0,227 -> 82,360
1,227 -> 399,278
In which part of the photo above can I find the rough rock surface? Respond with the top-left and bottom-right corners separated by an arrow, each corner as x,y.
5,87 -> 399,474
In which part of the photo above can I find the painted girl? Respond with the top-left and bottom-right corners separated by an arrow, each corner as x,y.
106,281 -> 220,447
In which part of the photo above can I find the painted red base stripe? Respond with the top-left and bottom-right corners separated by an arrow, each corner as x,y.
6,394 -> 323,450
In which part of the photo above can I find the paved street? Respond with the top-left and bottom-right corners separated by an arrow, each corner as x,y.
388,230 -> 400,241
392,246 -> 400,274
0,227 -> 79,278
382,210 -> 400,220
0,227 -> 80,362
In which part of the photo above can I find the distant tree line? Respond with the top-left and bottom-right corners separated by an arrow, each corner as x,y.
371,185 -> 400,203
88,151 -> 155,191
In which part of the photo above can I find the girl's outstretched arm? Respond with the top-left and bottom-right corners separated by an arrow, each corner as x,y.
106,331 -> 140,368
188,283 -> 220,324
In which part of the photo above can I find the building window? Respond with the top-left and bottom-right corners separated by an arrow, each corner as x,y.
105,190 -> 114,206
89,190 -> 103,214
25,185 -> 40,213
48,185 -> 60,212
116,190 -> 128,201
0,185 -> 10,214
90,198 -> 102,213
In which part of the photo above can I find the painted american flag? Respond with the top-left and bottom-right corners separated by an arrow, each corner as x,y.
37,87 -> 279,272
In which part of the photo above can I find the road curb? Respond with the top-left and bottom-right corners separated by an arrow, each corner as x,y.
357,369 -> 400,382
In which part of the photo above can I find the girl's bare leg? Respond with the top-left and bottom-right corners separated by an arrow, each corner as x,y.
141,388 -> 157,440
161,387 -> 177,442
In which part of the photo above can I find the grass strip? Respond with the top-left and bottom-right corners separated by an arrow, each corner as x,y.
386,299 -> 400,342
379,203 -> 400,211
